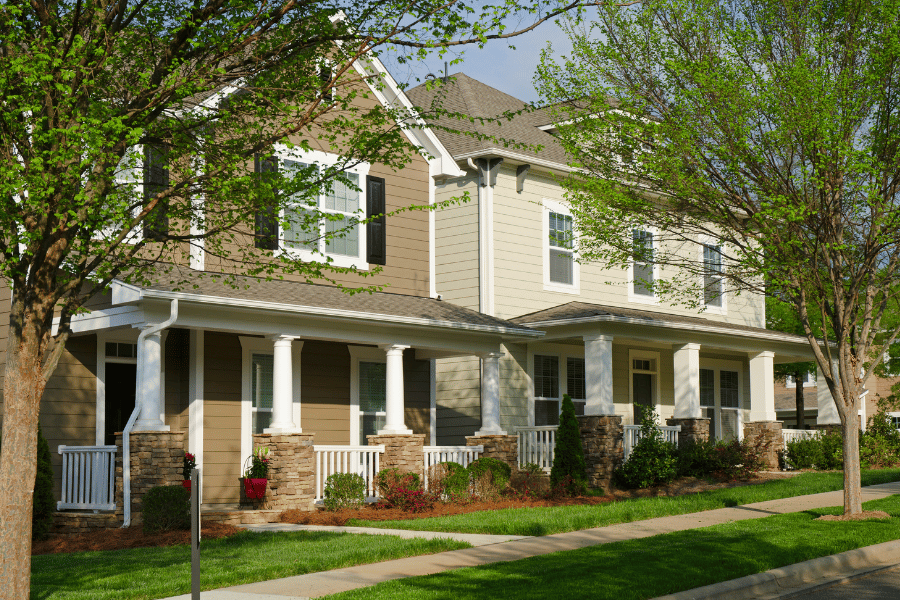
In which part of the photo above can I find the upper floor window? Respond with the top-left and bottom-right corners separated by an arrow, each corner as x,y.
542,200 -> 579,293
703,243 -> 724,309
631,228 -> 655,299
143,145 -> 169,240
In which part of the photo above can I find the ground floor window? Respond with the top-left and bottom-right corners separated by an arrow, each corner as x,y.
700,365 -> 741,441
251,353 -> 274,434
359,361 -> 386,444
533,353 -> 587,425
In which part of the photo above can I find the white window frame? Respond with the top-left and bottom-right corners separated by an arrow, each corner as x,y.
786,371 -> 816,388
628,349 -> 661,424
628,226 -> 659,304
699,358 -> 744,441
527,344 -> 586,426
542,199 -> 580,295
239,336 -> 303,467
698,236 -> 727,315
349,346 -> 387,445
273,145 -> 370,270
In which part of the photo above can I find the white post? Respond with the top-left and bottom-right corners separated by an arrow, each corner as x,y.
749,351 -> 776,421
673,343 -> 702,418
266,335 -> 300,433
379,344 -> 412,435
817,361 -> 841,425
133,329 -> 168,431
584,334 -> 614,415
476,351 -> 506,435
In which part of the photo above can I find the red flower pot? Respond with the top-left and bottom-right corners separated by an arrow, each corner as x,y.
243,478 -> 267,499
182,480 -> 191,492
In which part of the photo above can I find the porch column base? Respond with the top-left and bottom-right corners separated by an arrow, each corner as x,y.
115,430 -> 184,525
665,417 -> 710,445
250,433 -> 315,511
367,434 -> 425,477
465,435 -> 517,471
577,414 -> 624,491
743,421 -> 783,470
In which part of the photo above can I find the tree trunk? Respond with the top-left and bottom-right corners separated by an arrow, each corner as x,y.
842,411 -> 863,515
0,330 -> 48,598
795,370 -> 805,429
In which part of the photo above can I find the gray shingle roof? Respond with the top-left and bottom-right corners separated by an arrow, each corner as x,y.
123,265 -> 539,335
406,73 -> 572,167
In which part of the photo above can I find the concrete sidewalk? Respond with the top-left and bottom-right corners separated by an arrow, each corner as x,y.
159,481 -> 900,600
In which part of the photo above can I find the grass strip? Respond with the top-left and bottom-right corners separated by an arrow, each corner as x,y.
329,494 -> 900,600
348,468 -> 900,536
30,530 -> 470,600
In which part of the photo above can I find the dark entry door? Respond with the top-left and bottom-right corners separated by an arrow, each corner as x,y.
105,363 -> 137,445
633,373 -> 653,422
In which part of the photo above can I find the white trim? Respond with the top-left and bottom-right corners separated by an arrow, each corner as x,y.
454,149 -> 574,176
188,329 -> 204,501
429,359 -> 437,445
542,198 -> 580,295
786,371 -> 816,388
95,333 -> 107,446
628,226 -> 660,305
628,349 -> 661,425
698,236 -> 727,315
349,345 -> 388,445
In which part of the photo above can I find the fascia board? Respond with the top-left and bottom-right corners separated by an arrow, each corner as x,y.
129,287 -> 542,339
453,149 -> 574,176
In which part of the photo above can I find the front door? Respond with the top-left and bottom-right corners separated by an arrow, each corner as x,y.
633,372 -> 653,422
105,363 -> 137,445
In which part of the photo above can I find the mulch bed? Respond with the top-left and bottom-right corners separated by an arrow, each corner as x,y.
32,522 -> 243,556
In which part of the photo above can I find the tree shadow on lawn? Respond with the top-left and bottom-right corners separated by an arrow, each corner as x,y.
330,501 -> 900,600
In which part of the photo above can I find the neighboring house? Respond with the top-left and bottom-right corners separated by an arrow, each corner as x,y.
408,73 -> 817,445
0,58 -> 542,510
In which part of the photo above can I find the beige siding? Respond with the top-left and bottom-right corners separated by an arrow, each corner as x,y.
434,176 -> 480,311
300,340 -> 352,444
499,343 -> 529,433
164,328 -> 190,440
435,355 -> 480,445
403,354 -> 431,437
202,332 -> 242,505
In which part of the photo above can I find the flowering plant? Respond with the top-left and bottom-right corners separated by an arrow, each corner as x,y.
244,446 -> 270,479
182,452 -> 196,479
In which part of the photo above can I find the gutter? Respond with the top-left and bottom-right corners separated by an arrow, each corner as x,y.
122,299 -> 179,528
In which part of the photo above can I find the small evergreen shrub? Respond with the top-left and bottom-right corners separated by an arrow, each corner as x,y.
323,472 -> 366,511
783,435 -> 823,469
675,439 -> 718,478
432,461 -> 470,498
33,425 -> 55,540
142,485 -> 190,533
468,457 -> 512,491
818,431 -> 844,469
614,406 -> 677,489
550,394 -> 588,495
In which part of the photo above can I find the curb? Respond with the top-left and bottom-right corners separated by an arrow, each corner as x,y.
654,539 -> 900,600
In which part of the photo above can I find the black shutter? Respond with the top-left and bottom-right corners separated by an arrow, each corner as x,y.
366,175 -> 386,265
143,145 -> 169,240
254,154 -> 279,250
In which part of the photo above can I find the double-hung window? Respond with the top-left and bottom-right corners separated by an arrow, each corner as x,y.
566,357 -> 586,416
699,366 -> 742,442
533,354 -> 586,424
549,213 -> 574,285
703,243 -> 724,309
700,368 -> 717,439
250,353 -> 274,434
143,145 -> 170,240
358,361 -> 387,444
631,229 -> 655,299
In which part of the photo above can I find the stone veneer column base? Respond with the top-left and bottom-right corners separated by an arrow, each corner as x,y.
251,433 -> 316,512
115,430 -> 185,525
743,421 -> 784,469
465,435 -> 518,471
665,417 -> 711,445
367,434 -> 426,476
577,415 -> 624,490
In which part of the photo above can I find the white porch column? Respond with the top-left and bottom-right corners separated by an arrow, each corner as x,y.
476,351 -> 506,435
749,351 -> 776,421
673,343 -> 702,419
133,329 -> 168,431
817,361 -> 841,424
584,335 -> 614,415
379,344 -> 412,435
266,335 -> 300,433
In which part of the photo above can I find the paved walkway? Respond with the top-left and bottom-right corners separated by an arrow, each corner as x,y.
160,481 -> 900,600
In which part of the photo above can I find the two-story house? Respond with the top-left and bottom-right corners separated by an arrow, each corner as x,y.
408,74 -> 817,447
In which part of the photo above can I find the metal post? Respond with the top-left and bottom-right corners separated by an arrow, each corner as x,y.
191,467 -> 201,600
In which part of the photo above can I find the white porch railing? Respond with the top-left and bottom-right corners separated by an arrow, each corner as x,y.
516,426 -> 558,471
423,445 -> 483,489
57,445 -> 117,511
782,429 -> 822,444
623,425 -> 681,460
313,445 -> 384,502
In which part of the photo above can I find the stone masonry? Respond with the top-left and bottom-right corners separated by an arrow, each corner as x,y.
666,417 -> 711,445
115,430 -> 185,525
465,435 -> 518,472
251,432 -> 316,512
577,415 -> 624,490
743,421 -> 784,469
367,434 -> 426,476
50,512 -> 119,537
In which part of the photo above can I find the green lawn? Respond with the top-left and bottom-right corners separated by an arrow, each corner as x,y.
30,531 -> 469,600
347,468 -> 900,535
328,494 -> 900,600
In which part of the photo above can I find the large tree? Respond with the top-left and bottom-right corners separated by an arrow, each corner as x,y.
0,0 -> 603,594
537,0 -> 900,516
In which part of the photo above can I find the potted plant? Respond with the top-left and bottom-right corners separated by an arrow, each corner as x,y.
243,446 -> 270,499
182,452 -> 196,491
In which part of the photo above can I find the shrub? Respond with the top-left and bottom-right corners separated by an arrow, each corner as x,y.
614,406 -> 677,489
142,485 -> 190,533
374,468 -> 435,512
428,461 -> 470,499
33,425 -> 55,540
323,473 -> 366,511
507,464 -> 549,499
861,409 -> 900,468
714,438 -> 765,480
784,435 -> 823,469
550,394 -> 588,495
818,431 -> 844,469
675,439 -> 718,478
468,457 -> 512,491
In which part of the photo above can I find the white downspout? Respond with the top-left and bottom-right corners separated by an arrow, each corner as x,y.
121,299 -> 179,528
